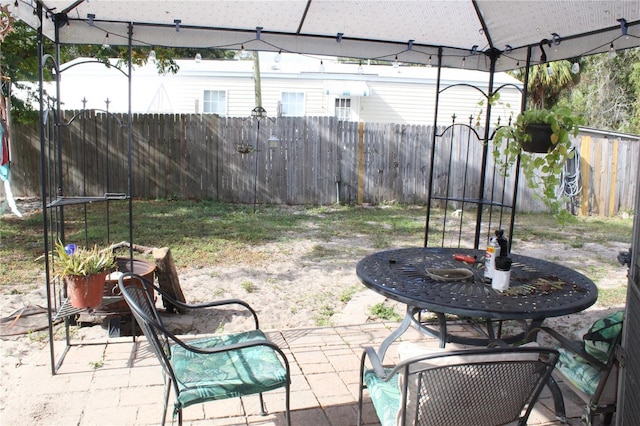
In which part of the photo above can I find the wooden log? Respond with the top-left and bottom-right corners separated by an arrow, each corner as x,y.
106,240 -> 155,255
152,247 -> 186,314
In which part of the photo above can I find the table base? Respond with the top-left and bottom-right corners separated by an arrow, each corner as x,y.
375,305 -> 544,361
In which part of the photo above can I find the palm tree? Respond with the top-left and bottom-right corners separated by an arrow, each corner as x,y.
524,60 -> 576,109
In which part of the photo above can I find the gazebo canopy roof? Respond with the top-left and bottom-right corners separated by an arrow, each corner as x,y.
9,0 -> 640,72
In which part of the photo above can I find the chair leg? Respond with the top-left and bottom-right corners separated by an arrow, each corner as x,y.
285,381 -> 291,426
581,407 -> 594,426
258,393 -> 267,416
546,376 -> 567,423
603,412 -> 614,425
357,370 -> 365,426
162,379 -> 172,426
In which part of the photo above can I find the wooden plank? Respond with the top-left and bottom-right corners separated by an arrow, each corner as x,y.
11,114 -> 640,214
595,138 -> 605,216
208,115 -> 218,200
160,114 -> 169,197
609,138 -> 619,216
357,121 -> 365,204
580,136 -> 591,216
152,247 -> 186,314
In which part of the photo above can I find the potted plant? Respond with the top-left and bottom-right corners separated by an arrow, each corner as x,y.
492,105 -> 583,223
53,241 -> 116,309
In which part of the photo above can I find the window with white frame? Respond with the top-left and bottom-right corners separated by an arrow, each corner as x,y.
203,90 -> 226,115
281,92 -> 305,116
335,98 -> 352,121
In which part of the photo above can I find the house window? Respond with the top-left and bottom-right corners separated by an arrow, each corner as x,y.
281,92 -> 305,116
203,90 -> 226,115
335,98 -> 351,121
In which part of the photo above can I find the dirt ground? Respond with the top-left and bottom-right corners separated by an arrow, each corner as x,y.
0,201 -> 630,412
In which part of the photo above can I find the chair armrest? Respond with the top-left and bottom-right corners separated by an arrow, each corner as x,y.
130,272 -> 261,329
170,298 -> 260,329
528,326 -> 605,369
361,346 -> 393,380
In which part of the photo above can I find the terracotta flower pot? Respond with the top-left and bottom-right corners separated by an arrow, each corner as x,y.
65,272 -> 108,309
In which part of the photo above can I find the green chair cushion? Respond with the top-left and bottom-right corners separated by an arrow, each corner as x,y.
583,310 -> 624,362
364,369 -> 400,426
170,329 -> 288,409
557,348 -> 602,396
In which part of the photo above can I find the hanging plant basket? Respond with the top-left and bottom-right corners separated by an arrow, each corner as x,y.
65,272 -> 108,309
520,124 -> 555,153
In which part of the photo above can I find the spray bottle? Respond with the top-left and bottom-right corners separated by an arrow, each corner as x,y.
484,232 -> 500,282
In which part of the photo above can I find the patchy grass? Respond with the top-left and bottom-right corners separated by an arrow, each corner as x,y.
1,200 -> 634,300
597,286 -> 628,308
370,302 -> 403,322
339,285 -> 361,303
313,304 -> 336,326
514,213 -> 632,245
241,281 -> 257,293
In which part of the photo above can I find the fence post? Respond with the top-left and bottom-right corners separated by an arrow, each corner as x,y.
357,121 -> 365,205
609,138 -> 619,217
580,135 -> 591,216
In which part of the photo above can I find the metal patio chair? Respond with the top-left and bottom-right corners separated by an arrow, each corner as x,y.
529,310 -> 624,426
118,272 -> 291,425
357,344 -> 559,426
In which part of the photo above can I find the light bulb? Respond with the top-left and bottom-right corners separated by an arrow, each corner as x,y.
275,50 -> 281,63
571,62 -> 580,74
319,60 -> 325,72
608,43 -> 617,59
148,50 -> 156,61
357,62 -> 363,74
512,61 -> 521,76
427,55 -> 432,67
546,64 -> 554,76
102,33 -> 110,49
393,56 -> 399,69
194,53 -> 202,63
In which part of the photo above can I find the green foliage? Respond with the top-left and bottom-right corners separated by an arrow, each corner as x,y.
557,48 -> 640,134
1,21 -> 50,123
597,286 -> 628,308
370,303 -> 402,322
88,359 -> 104,369
1,201 -> 633,290
52,241 -> 115,277
1,20 -> 234,123
339,285 -> 360,303
241,281 -> 257,293
493,106 -> 583,224
524,61 -> 577,109
313,304 -> 335,326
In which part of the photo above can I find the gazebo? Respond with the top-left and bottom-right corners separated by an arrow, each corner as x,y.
7,0 -> 640,420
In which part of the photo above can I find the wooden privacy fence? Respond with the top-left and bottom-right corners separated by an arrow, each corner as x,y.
8,112 -> 639,216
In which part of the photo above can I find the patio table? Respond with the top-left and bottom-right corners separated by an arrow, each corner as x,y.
356,247 -> 598,360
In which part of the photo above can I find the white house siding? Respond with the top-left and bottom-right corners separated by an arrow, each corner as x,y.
360,80 -> 430,125
49,54 -> 522,125
261,76 -> 327,117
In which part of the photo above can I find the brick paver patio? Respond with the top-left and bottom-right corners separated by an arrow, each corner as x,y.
1,321 -> 598,425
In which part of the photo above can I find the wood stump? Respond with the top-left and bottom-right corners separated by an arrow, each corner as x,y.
152,247 -> 186,314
